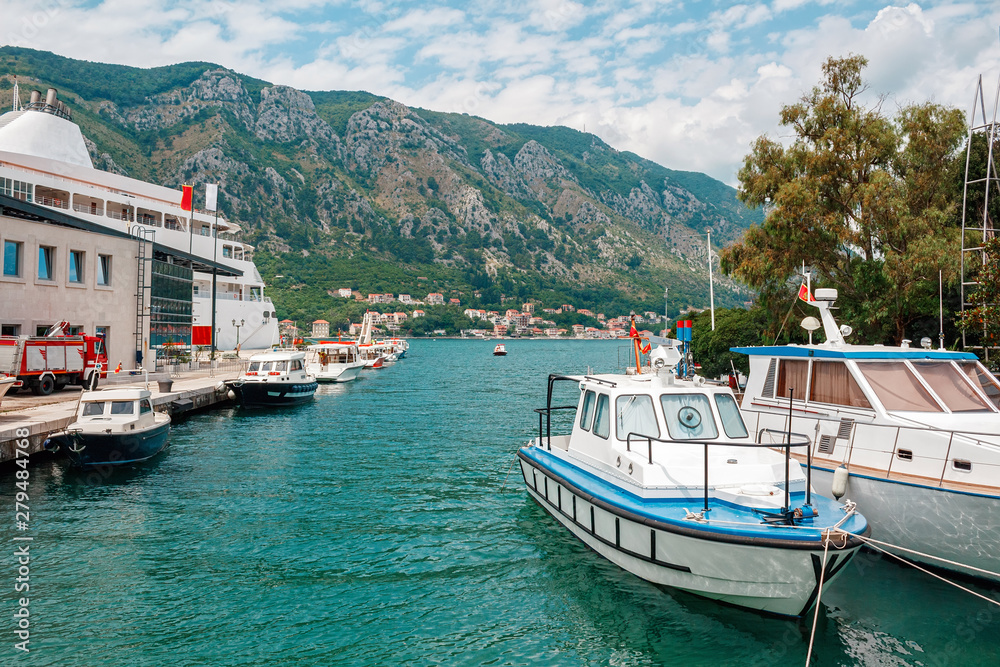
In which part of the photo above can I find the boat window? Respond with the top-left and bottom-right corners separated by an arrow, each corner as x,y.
660,394 -> 719,440
140,400 -> 152,415
715,394 -> 749,438
579,390 -> 596,431
810,361 -> 871,408
248,361 -> 261,372
110,401 -> 134,415
291,359 -> 302,371
912,362 -> 991,412
776,359 -> 809,401
593,394 -> 611,439
960,362 -> 1000,409
82,401 -> 105,416
616,395 -> 660,440
856,363 -> 942,412
259,362 -> 273,372
274,361 -> 288,372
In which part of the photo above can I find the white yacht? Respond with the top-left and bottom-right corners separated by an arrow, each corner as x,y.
0,81 -> 278,351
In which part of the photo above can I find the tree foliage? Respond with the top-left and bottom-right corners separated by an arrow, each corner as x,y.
960,237 -> 1000,353
721,55 -> 966,344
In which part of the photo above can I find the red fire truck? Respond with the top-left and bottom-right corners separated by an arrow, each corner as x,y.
0,322 -> 109,396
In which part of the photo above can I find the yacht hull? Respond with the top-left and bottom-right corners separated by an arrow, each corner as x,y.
314,363 -> 365,383
228,380 -> 317,407
809,466 -> 1000,581
519,452 -> 862,617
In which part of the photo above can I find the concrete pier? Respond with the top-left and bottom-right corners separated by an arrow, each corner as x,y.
0,363 -> 244,464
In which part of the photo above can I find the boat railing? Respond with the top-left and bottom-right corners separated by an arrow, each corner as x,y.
625,430 -> 813,516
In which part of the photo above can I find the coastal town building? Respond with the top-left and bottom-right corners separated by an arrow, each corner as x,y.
311,319 -> 329,338
426,293 -> 444,305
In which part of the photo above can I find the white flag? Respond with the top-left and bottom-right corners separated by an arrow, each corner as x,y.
205,184 -> 218,212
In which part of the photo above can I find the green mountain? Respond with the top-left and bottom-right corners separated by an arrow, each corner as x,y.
0,47 -> 759,323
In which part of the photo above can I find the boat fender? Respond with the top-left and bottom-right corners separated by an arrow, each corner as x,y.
42,437 -> 58,453
215,381 -> 226,392
227,390 -> 236,400
831,464 -> 849,500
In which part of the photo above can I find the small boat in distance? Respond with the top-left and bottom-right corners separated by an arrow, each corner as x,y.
519,340 -> 868,616
43,387 -> 170,466
305,341 -> 366,383
493,343 -> 507,356
225,350 -> 318,407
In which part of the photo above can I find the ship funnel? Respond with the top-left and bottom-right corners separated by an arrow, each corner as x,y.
45,88 -> 58,107
29,90 -> 40,105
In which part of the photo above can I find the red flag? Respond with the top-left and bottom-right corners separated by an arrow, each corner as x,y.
114,361 -> 122,374
180,184 -> 193,212
797,283 -> 815,303
629,322 -> 639,338
641,342 -> 651,354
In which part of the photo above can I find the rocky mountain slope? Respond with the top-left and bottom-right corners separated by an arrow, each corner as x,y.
0,47 -> 759,319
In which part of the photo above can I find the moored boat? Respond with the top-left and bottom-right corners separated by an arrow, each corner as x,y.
305,341 -> 365,383
225,350 -> 317,407
734,288 -> 1000,581
43,387 -> 170,466
519,341 -> 868,616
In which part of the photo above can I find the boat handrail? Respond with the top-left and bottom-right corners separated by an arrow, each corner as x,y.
625,430 -> 813,517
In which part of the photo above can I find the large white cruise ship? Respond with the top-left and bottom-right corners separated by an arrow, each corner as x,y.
0,82 -> 278,351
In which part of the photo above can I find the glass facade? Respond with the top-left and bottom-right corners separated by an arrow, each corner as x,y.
150,259 -> 193,349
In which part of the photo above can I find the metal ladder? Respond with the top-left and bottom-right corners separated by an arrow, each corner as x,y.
960,74 -> 1000,361
132,227 -> 155,362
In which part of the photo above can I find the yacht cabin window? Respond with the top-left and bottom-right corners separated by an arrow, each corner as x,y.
110,401 -> 134,415
82,401 -> 105,416
593,394 -> 611,439
715,394 -> 749,438
615,395 -> 659,440
660,393 -> 719,440
810,361 -> 871,408
856,362 -> 942,412
579,390 -> 596,431
960,362 -> 1000,409
776,360 -> 809,402
291,359 -> 303,371
912,362 -> 991,412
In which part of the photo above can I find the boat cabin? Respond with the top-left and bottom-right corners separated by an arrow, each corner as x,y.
75,388 -> 156,431
240,350 -> 312,383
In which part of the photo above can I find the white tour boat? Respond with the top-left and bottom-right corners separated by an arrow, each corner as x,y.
225,350 -> 317,407
43,386 -> 170,466
734,288 -> 1000,581
0,81 -> 279,351
519,341 -> 869,617
493,343 -> 507,356
305,341 -> 366,383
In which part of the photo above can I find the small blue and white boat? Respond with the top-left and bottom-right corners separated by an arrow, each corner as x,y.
225,350 -> 318,407
519,341 -> 868,617
734,288 -> 1000,581
44,387 -> 170,466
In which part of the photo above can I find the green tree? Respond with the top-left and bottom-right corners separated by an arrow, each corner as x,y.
721,55 -> 966,344
960,237 -> 1000,357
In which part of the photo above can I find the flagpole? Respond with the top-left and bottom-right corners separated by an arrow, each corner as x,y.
211,207 -> 218,360
707,229 -> 715,331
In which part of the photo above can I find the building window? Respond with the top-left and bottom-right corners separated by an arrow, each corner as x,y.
96,326 -> 110,351
37,246 -> 55,280
3,240 -> 22,277
97,254 -> 112,286
36,325 -> 51,336
69,250 -> 85,283
1,324 -> 20,336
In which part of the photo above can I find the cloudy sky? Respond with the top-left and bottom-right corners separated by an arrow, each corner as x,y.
3,1 -> 999,184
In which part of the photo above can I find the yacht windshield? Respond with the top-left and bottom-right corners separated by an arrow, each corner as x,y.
660,393 -> 719,440
715,394 -> 749,438
960,362 -> 1000,409
856,362 -> 942,412
912,362 -> 991,412
110,401 -> 134,415
82,401 -> 105,416
616,395 -> 659,440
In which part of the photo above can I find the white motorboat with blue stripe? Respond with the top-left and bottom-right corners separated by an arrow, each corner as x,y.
518,341 -> 869,617
734,287 -> 1000,581
225,350 -> 317,407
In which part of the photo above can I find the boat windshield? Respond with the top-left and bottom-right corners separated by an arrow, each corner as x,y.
593,394 -> 611,439
82,401 -> 105,416
660,393 -> 718,440
715,394 -> 749,438
959,361 -> 1000,409
911,362 -> 992,412
616,395 -> 659,440
140,399 -> 152,415
248,361 -> 261,372
855,362 -> 943,412
274,361 -> 288,372
110,401 -> 134,415
579,390 -> 596,431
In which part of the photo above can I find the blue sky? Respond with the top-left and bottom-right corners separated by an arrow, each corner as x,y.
3,1 -> 999,184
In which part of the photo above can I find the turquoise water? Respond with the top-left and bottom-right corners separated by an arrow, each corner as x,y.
4,339 -> 999,666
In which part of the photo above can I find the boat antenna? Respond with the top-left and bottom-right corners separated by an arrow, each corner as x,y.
12,76 -> 21,112
939,269 -> 945,350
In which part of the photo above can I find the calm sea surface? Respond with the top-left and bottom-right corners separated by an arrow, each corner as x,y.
4,339 -> 999,666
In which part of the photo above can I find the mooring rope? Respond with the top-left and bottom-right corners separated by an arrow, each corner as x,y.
804,536 -> 831,667
834,529 -> 1000,609
500,451 -> 520,494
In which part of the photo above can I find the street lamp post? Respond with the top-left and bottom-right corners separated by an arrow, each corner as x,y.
663,287 -> 668,337
233,318 -> 244,352
706,228 -> 715,331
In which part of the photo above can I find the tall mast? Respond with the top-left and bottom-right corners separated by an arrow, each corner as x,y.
12,76 -> 21,112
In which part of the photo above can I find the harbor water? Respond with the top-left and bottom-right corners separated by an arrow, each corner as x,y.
4,339 -> 999,666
